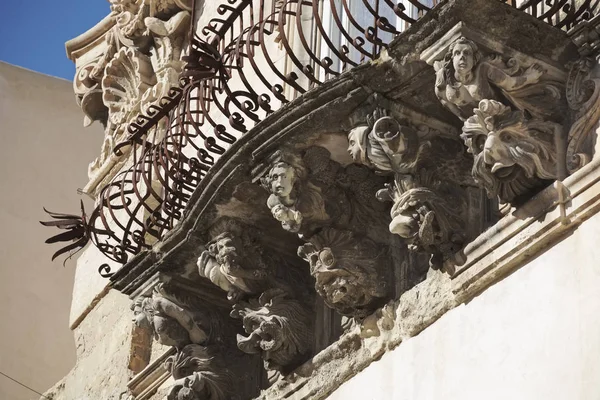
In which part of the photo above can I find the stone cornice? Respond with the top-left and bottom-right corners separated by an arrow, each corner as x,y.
65,14 -> 115,61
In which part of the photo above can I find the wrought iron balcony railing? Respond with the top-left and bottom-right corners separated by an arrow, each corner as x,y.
43,0 -> 600,267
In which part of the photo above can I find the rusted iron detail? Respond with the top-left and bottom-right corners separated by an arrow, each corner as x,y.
43,0 -> 600,267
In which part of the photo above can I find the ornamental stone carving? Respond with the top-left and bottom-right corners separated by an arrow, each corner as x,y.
298,228 -> 391,318
260,151 -> 329,234
197,231 -> 272,301
230,289 -> 314,374
131,283 -> 209,348
433,36 -> 562,122
462,99 -> 560,204
347,110 -> 472,267
566,57 -> 600,173
165,344 -> 234,400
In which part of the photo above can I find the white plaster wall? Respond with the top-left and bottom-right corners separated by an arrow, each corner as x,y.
329,211 -> 600,400
0,62 -> 103,400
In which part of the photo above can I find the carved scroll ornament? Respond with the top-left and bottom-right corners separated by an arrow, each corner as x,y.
566,57 -> 600,173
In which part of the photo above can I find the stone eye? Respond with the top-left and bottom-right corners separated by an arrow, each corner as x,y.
499,132 -> 514,143
474,135 -> 486,153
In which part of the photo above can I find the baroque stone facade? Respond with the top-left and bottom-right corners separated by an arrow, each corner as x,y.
42,1 -> 600,399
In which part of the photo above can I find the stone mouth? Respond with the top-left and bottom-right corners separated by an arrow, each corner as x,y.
492,165 -> 519,181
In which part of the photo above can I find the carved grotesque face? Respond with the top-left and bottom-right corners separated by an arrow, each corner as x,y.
452,43 -> 475,76
299,237 -> 389,318
463,100 -> 557,203
268,164 -> 296,198
168,374 -> 204,400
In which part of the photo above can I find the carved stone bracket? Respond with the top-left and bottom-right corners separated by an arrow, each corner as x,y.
230,288 -> 314,374
131,280 -> 258,399
566,57 -> 600,173
462,99 -> 560,204
298,228 -> 392,318
421,23 -> 569,205
346,109 -> 474,267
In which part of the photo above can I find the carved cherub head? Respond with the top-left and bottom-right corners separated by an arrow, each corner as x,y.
444,37 -> 482,80
462,99 -> 558,203
261,153 -> 306,205
231,289 -> 313,373
298,229 -> 390,318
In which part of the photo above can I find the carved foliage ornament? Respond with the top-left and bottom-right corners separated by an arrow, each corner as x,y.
298,228 -> 391,318
566,57 -> 600,173
462,99 -> 559,204
230,289 -> 313,373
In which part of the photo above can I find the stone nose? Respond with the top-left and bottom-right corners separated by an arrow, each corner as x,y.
482,135 -> 499,165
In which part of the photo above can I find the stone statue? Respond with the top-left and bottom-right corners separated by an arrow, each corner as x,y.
131,283 -> 208,348
434,37 -> 553,121
260,152 -> 328,234
298,228 -> 391,317
230,289 -> 313,373
461,99 -> 559,204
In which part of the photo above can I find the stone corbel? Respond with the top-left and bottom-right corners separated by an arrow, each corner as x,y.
196,220 -> 315,375
421,22 -> 569,205
297,228 -> 392,318
165,344 -> 234,400
346,109 -> 473,267
130,280 -> 256,400
566,57 -> 600,173
230,288 -> 314,374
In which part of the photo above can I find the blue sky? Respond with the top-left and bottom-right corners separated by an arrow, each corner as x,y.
0,1 -> 111,80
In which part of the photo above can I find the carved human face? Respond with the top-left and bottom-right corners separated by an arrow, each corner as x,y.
347,126 -> 368,163
452,43 -> 475,76
463,101 -> 557,203
268,165 -> 295,198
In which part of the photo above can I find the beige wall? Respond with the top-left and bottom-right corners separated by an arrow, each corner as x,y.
329,211 -> 600,400
0,62 -> 103,400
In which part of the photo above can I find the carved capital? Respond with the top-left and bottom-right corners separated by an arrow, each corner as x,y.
230,289 -> 314,373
